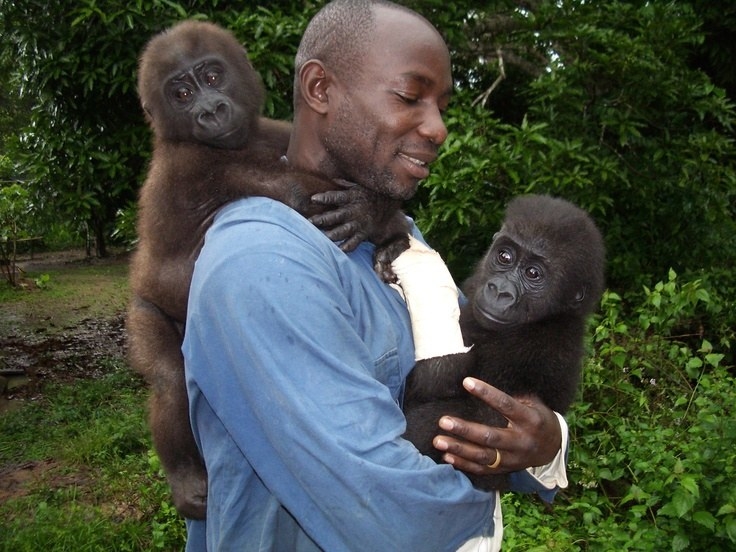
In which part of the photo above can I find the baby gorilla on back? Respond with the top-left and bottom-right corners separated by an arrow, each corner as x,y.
127,20 -> 409,519
403,195 -> 605,490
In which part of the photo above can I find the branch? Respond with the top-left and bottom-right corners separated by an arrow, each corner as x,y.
473,48 -> 506,107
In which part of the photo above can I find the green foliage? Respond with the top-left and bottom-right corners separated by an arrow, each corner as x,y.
0,183 -> 33,285
0,364 -> 186,551
1,2 -> 735,547
3,0 -> 735,291
224,4 -> 318,119
111,201 -> 139,248
33,273 -> 51,289
504,270 -> 735,550
523,1 -> 736,289
0,1 -> 322,255
0,184 -> 30,242
409,0 -> 736,295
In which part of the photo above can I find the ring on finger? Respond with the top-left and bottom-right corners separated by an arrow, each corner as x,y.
487,448 -> 501,469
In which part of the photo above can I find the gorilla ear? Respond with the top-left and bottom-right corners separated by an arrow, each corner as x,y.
574,287 -> 587,303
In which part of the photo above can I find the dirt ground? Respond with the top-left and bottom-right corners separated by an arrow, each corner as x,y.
0,249 -> 131,502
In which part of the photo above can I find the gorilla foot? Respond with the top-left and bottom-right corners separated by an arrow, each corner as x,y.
168,467 -> 208,520
374,233 -> 410,284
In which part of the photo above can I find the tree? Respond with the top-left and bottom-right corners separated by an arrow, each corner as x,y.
0,182 -> 31,285
408,0 -> 736,291
1,0 -> 734,290
0,0 -> 315,256
1,1 -> 155,255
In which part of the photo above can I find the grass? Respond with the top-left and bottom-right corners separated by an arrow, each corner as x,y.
0,258 -> 130,335
0,254 -> 186,551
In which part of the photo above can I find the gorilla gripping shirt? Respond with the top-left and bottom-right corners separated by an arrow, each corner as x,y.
182,197 -> 560,552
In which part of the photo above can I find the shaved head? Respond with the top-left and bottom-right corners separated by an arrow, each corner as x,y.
294,0 -> 437,99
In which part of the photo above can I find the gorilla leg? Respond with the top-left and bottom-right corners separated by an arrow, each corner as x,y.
127,297 -> 207,519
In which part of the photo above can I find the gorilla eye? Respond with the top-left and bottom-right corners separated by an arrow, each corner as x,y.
205,70 -> 221,87
525,266 -> 543,280
174,86 -> 194,103
497,248 -> 513,265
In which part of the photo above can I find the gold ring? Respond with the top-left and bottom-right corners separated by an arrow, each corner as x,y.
487,449 -> 501,469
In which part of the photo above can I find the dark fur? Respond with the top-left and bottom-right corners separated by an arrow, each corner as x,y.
403,195 -> 605,490
127,20 -> 408,519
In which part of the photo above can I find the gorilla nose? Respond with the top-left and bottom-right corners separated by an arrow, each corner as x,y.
487,282 -> 516,310
197,102 -> 230,129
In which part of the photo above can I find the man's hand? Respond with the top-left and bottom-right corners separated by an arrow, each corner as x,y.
432,377 -> 562,475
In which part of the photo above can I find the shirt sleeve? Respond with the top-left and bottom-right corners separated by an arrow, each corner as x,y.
508,412 -> 569,502
184,199 -> 495,551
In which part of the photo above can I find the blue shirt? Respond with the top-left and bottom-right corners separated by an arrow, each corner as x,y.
183,197 -> 542,551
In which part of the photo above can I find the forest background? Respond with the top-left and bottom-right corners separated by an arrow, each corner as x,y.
0,0 -> 734,550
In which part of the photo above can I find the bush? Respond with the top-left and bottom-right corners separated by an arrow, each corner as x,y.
503,270 -> 736,550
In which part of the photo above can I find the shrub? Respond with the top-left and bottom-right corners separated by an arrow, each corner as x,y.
503,270 -> 736,550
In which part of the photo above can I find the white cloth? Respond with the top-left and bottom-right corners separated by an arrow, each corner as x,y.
391,235 -> 472,360
457,494 -> 504,552
527,412 -> 570,490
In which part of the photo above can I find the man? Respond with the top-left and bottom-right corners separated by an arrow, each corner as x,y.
183,1 -> 566,550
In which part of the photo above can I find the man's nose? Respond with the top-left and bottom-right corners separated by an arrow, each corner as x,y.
419,105 -> 448,146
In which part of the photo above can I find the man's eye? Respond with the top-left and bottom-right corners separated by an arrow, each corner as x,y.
397,93 -> 418,104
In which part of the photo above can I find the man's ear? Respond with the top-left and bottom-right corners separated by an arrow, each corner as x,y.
299,59 -> 331,114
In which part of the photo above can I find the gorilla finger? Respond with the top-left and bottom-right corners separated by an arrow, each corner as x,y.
322,222 -> 362,243
311,190 -> 352,206
339,234 -> 368,253
374,261 -> 398,284
309,208 -> 352,228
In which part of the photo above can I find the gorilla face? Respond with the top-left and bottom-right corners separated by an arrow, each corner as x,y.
469,195 -> 605,332
138,20 -> 264,150
472,231 -> 557,329
163,55 -> 251,148
164,58 -> 245,149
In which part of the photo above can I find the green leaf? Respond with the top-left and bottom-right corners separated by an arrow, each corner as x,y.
671,533 -> 689,552
670,488 -> 696,518
692,510 -> 716,530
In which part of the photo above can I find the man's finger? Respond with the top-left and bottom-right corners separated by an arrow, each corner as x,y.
462,377 -> 520,420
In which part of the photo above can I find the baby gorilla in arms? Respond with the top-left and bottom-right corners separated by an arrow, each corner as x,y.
396,194 -> 605,490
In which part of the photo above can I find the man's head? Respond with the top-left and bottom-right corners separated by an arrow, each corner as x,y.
288,0 -> 452,201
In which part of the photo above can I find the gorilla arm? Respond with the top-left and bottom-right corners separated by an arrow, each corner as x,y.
311,189 -> 411,282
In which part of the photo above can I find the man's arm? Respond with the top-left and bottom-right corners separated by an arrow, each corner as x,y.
184,199 -> 497,550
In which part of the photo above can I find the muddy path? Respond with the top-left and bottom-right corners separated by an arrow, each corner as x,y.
0,249 -> 130,409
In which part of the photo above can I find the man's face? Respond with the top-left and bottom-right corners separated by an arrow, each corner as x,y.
321,9 -> 453,201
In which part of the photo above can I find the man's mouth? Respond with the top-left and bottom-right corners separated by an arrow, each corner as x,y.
398,152 -> 428,167
398,152 -> 431,179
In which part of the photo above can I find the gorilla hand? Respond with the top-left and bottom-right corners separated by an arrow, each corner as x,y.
311,186 -> 411,282
309,182 -> 378,251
